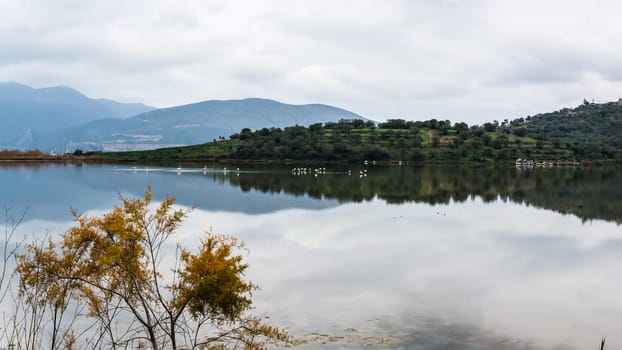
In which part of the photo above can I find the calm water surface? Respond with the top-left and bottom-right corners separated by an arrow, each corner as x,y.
1,163 -> 621,349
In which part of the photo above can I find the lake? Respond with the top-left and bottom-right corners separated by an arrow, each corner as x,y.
1,162 -> 621,349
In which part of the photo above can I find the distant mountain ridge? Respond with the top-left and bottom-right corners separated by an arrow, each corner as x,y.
40,97 -> 367,153
0,82 -> 155,149
1,82 -> 366,152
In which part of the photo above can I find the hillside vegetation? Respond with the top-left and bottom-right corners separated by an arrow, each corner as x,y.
86,100 -> 622,163
510,99 -> 622,159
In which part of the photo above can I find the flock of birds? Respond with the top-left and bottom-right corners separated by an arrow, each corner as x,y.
114,165 -> 370,178
197,166 -> 240,176
290,167 -> 368,178
114,165 -> 241,176
291,167 -> 326,177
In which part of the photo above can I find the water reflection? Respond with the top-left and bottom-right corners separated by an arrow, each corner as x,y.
2,163 -> 621,224
179,200 -> 621,350
0,163 -> 338,221
2,163 -> 622,349
227,165 -> 622,224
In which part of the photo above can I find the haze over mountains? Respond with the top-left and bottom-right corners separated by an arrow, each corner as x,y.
0,82 -> 155,150
0,82 -> 366,152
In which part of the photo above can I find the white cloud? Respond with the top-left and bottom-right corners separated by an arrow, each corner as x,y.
2,0 -> 622,123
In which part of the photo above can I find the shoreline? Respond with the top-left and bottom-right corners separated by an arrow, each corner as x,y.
1,156 -> 621,168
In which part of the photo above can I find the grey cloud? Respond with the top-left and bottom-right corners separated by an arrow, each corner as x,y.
3,0 -> 622,124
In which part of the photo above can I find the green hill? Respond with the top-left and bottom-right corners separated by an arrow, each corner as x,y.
93,100 -> 622,163
509,99 -> 622,160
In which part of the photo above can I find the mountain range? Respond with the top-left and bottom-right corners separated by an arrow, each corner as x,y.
0,82 -> 155,150
0,82 -> 366,152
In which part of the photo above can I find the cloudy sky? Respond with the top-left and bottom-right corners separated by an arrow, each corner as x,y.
1,0 -> 622,123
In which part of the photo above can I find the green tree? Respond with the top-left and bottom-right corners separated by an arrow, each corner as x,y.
492,134 -> 508,149
409,149 -> 426,161
513,128 -> 527,137
483,121 -> 498,132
